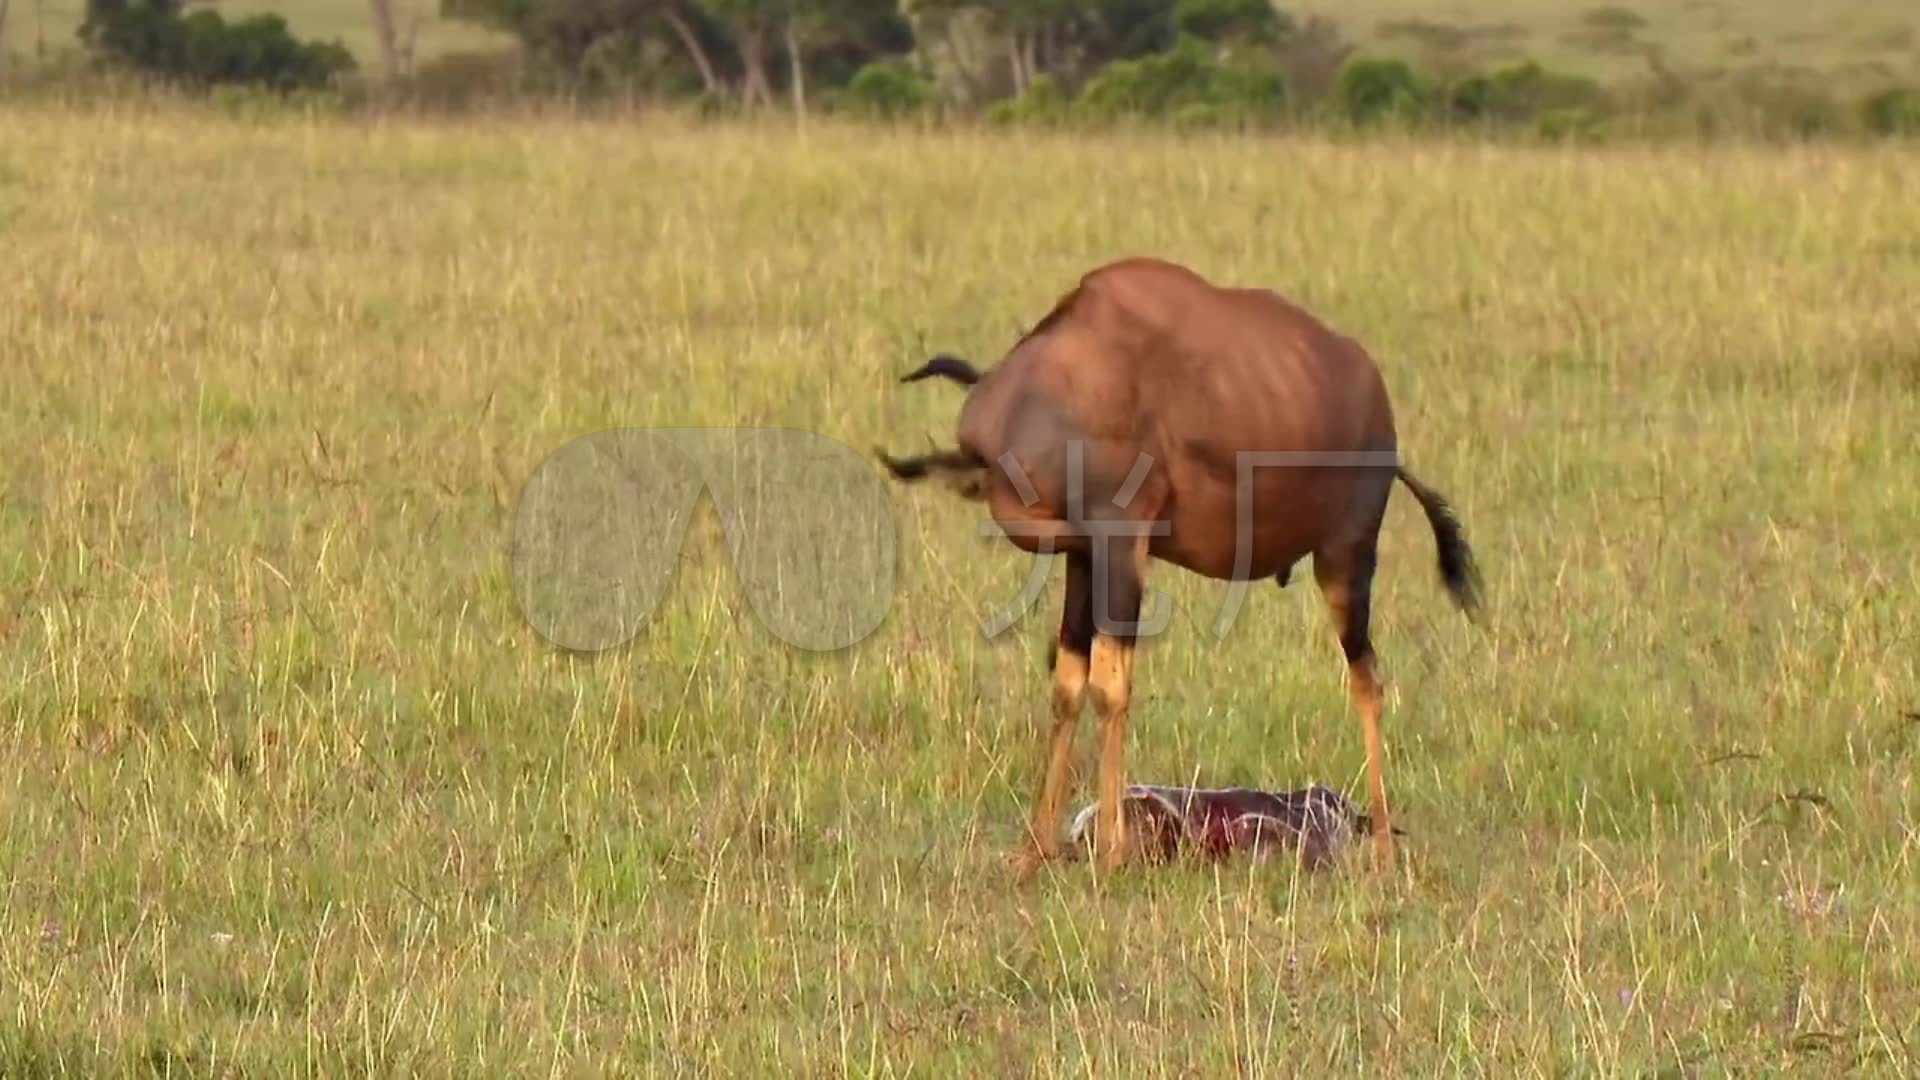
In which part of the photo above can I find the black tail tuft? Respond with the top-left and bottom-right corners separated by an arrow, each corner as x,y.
1394,466 -> 1484,620
899,353 -> 982,387
874,446 -> 984,482
874,445 -> 990,501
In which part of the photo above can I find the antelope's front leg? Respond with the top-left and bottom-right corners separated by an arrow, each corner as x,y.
1015,647 -> 1088,879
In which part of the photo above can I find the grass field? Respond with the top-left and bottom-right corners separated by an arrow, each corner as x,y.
1,102 -> 1917,1073
1297,0 -> 1920,95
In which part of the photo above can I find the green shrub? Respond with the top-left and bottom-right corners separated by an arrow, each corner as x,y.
1208,58 -> 1286,119
187,12 -> 355,90
1072,35 -> 1286,124
987,74 -> 1071,126
1537,105 -> 1604,141
1074,38 -> 1206,118
1446,58 -> 1609,128
206,81 -> 350,118
1862,87 -> 1920,135
78,0 -> 354,92
693,88 -> 741,118
1333,53 -> 1432,127
1167,96 -> 1276,129
841,59 -> 936,119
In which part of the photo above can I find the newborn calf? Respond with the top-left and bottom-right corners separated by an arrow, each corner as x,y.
1065,784 -> 1387,871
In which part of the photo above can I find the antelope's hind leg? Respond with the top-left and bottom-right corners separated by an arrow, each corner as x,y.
1313,536 -> 1396,871
1016,551 -> 1095,881
1086,535 -> 1150,874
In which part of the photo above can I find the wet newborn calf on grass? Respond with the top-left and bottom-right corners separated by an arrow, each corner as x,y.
1065,784 -> 1388,871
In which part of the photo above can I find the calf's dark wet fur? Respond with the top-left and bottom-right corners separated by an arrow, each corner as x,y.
1064,784 -> 1400,871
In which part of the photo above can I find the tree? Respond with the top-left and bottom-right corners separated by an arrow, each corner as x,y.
368,0 -> 425,80
1071,0 -> 1179,74
659,0 -> 726,94
780,0 -> 912,116
986,0 -> 1077,96
703,0 -> 777,104
1171,0 -> 1285,48
442,0 -> 730,96
901,0 -> 1184,102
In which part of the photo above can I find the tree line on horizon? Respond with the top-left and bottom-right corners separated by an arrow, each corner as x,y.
39,0 -> 1920,139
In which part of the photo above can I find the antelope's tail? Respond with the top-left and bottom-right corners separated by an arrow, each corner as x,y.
875,447 -> 984,481
1393,465 -> 1484,619
898,353 -> 982,387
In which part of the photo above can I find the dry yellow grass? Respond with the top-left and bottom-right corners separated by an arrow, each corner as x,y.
0,102 -> 1915,1073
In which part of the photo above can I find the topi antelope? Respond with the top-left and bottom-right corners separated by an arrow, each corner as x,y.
877,257 -> 1482,878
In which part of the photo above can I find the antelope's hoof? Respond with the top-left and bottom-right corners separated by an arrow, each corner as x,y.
1011,844 -> 1058,883
1370,833 -> 1397,873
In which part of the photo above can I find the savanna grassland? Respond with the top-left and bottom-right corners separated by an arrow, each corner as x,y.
1,102 -> 1917,1074
1296,0 -> 1920,94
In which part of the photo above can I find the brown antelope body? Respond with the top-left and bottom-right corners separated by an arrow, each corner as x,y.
878,257 -> 1481,877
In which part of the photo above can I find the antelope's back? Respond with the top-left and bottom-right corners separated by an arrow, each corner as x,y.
1018,261 -> 1396,457
952,260 -> 1396,522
